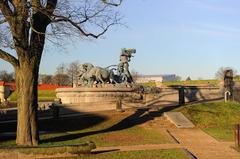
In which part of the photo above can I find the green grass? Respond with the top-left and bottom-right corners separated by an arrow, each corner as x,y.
162,79 -> 218,86
38,90 -> 56,101
9,90 -> 56,102
0,111 -> 173,147
64,149 -> 190,159
39,126 -> 171,147
174,101 -> 240,141
39,115 -> 172,147
0,142 -> 95,155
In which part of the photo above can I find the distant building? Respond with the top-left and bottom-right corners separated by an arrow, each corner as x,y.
136,74 -> 176,83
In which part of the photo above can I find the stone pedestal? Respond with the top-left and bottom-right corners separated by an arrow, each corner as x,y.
56,86 -> 135,104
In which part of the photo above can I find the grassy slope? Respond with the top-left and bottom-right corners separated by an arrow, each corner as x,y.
71,149 -> 190,159
162,79 -> 218,86
140,79 -> 218,88
174,101 -> 240,141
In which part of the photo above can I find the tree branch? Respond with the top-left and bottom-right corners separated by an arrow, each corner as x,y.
0,0 -> 14,18
0,49 -> 19,67
52,15 -> 117,38
102,0 -> 123,6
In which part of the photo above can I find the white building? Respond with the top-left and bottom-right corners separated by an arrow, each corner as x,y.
136,74 -> 176,83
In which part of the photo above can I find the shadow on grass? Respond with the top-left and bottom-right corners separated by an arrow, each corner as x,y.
0,90 -> 222,145
41,104 -> 181,144
92,149 -> 120,154
0,113 -> 108,143
41,95 -> 223,144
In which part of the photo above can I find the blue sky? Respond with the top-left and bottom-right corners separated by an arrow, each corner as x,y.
1,0 -> 240,79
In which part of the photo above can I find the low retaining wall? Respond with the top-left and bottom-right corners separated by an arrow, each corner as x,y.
181,86 -> 221,102
145,86 -> 223,105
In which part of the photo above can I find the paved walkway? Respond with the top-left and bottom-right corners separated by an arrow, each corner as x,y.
94,115 -> 240,159
168,128 -> 240,159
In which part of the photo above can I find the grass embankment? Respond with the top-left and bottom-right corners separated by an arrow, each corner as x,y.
141,79 -> 218,87
162,79 -> 218,86
174,101 -> 240,141
70,149 -> 191,159
9,90 -> 56,102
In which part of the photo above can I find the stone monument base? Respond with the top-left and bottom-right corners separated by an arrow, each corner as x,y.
56,86 -> 137,104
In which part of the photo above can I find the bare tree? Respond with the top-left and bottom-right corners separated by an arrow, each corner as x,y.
67,61 -> 80,87
215,67 -> 237,81
0,70 -> 14,82
52,73 -> 70,86
56,63 -> 66,75
39,74 -> 53,84
0,0 -> 122,146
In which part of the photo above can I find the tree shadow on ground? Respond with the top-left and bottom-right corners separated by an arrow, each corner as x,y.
0,112 -> 108,143
0,88 -> 223,145
41,104 -> 181,144
41,88 -> 223,144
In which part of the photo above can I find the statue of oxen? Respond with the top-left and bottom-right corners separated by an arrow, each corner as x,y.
78,48 -> 136,87
78,63 -> 115,86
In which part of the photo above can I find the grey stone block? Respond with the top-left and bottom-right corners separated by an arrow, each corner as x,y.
164,112 -> 195,128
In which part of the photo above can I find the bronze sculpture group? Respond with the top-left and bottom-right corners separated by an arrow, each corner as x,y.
78,48 -> 136,86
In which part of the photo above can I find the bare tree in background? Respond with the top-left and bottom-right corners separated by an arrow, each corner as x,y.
216,67 -> 237,93
0,70 -> 14,82
53,63 -> 70,86
39,74 -> 53,84
52,73 -> 70,86
56,63 -> 66,75
67,61 -> 80,87
0,0 -> 122,146
215,67 -> 237,81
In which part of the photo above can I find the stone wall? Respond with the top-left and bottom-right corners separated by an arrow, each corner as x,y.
182,86 -> 221,103
145,86 -> 223,105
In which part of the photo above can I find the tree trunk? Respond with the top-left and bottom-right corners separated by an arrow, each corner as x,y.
16,62 -> 39,146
